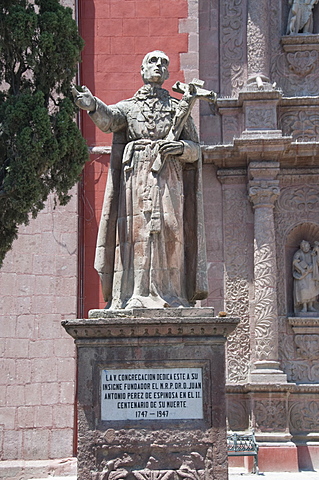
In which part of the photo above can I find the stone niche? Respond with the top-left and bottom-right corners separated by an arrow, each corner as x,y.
284,222 -> 319,316
62,308 -> 239,480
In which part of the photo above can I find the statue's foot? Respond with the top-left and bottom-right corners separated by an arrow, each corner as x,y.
308,305 -> 317,312
125,294 -> 173,309
125,296 -> 144,309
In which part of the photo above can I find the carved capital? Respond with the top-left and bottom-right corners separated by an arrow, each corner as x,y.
249,183 -> 280,208
248,161 -> 280,207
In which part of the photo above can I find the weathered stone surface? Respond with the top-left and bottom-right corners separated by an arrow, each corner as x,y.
73,51 -> 216,310
286,0 -> 319,35
63,311 -> 239,480
293,240 -> 319,314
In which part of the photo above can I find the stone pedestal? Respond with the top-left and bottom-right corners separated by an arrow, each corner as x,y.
62,308 -> 239,480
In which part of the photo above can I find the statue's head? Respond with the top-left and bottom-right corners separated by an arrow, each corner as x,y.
141,51 -> 170,86
300,240 -> 311,252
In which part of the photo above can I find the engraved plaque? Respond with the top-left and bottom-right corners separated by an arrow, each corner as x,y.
101,367 -> 203,421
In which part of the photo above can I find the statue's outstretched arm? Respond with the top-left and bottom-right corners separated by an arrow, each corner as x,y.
72,85 -> 96,112
72,85 -> 126,133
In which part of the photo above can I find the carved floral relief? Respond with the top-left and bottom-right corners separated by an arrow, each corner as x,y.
287,50 -> 318,76
254,400 -> 287,431
295,334 -> 319,359
279,109 -> 319,141
224,188 -> 251,383
220,0 -> 246,95
290,400 -> 319,432
246,107 -> 276,130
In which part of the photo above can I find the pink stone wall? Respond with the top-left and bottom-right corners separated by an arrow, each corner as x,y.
0,192 -> 78,460
0,0 -> 78,463
79,0 -> 198,315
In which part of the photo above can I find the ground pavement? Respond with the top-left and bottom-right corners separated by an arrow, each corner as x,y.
228,468 -> 319,479
28,471 -> 319,480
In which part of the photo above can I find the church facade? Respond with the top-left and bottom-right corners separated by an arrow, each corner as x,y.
1,0 -> 319,475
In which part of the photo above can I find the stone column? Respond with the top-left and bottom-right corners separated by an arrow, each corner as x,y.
248,162 -> 287,383
247,0 -> 270,81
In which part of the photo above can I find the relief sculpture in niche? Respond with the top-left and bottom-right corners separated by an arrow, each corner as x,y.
275,184 -> 319,316
293,240 -> 319,314
274,184 -> 319,381
287,0 -> 319,35
270,0 -> 319,96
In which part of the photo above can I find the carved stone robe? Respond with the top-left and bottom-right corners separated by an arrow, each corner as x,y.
90,85 -> 208,309
293,248 -> 319,306
287,0 -> 318,34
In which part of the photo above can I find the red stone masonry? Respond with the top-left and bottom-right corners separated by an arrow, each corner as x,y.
79,0 -> 193,314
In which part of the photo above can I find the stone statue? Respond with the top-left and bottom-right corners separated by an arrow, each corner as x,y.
293,240 -> 319,313
287,0 -> 319,35
73,51 -> 216,309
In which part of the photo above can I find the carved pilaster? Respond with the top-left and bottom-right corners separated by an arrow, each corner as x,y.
247,0 -> 270,80
248,162 -> 287,383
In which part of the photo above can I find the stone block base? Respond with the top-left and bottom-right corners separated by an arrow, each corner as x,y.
258,445 -> 299,472
229,445 -> 299,473
0,458 -> 77,480
297,445 -> 319,471
228,455 -> 255,473
63,308 -> 239,480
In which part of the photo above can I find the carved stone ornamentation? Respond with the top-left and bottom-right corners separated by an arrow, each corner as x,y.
286,0 -> 319,35
254,242 -> 279,360
275,183 -> 319,378
292,240 -> 319,314
295,334 -> 319,359
249,185 -> 280,208
276,184 -> 319,214
279,109 -> 319,141
223,186 -> 251,384
246,107 -> 277,130
247,0 -> 270,79
248,162 -> 287,382
249,168 -> 280,363
271,27 -> 319,96
91,451 -> 216,480
287,50 -> 318,76
91,454 -> 133,480
290,400 -> 319,432
222,114 -> 242,143
220,0 -> 246,95
133,458 -> 174,480
283,317 -> 319,382
227,398 -> 249,431
285,360 -> 319,382
254,400 -> 287,431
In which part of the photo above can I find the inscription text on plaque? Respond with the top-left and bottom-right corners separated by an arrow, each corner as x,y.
101,367 -> 203,421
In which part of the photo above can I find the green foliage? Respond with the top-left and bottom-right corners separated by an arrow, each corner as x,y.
0,0 -> 88,266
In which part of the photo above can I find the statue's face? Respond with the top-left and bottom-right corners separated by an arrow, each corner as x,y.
141,51 -> 169,85
301,241 -> 310,253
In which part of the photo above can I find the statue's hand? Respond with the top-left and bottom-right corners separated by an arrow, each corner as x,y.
72,85 -> 96,112
157,140 -> 184,157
